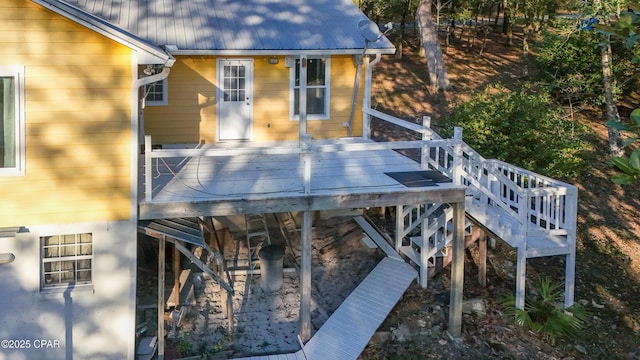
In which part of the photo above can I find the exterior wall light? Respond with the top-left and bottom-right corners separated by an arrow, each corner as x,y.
268,56 -> 279,65
0,253 -> 16,265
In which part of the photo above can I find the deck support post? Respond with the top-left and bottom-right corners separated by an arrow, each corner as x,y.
448,201 -> 465,338
419,215 -> 429,288
478,232 -> 487,287
299,210 -> 313,342
564,199 -> 578,308
564,250 -> 576,308
172,242 -> 180,307
158,235 -> 166,360
515,245 -> 527,309
394,205 -> 403,251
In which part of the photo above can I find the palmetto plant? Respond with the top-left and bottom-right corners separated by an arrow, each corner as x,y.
502,277 -> 589,345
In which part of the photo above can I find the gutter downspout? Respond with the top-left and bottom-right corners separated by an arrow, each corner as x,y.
134,65 -> 173,147
362,53 -> 381,140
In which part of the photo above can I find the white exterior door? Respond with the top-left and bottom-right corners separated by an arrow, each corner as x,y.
217,59 -> 253,141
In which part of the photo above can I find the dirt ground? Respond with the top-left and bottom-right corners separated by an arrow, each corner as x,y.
137,214 -> 384,359
360,26 -> 640,360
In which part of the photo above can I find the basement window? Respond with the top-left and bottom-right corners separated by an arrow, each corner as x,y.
42,233 -> 93,289
0,66 -> 25,176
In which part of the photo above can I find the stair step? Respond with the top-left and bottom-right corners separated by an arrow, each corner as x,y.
398,245 -> 436,268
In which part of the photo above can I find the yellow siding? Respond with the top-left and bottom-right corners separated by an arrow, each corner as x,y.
145,55 -> 365,143
0,0 -> 133,227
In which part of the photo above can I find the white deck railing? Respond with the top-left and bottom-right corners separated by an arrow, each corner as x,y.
142,133 -> 456,202
362,108 -> 578,244
143,109 -> 577,244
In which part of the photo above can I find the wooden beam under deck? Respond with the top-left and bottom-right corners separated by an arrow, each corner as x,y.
139,186 -> 466,220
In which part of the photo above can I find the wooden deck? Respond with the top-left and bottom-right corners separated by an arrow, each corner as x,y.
233,257 -> 417,360
139,139 -> 467,219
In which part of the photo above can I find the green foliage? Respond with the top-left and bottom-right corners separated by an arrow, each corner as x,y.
358,0 -> 416,23
534,22 -> 612,107
501,277 -> 589,345
607,109 -> 640,183
599,7 -> 640,184
441,84 -> 590,179
175,332 -> 193,357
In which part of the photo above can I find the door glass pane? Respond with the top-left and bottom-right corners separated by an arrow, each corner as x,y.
77,244 -> 92,256
223,64 -> 246,102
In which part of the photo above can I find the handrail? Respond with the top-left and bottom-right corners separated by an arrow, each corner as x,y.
143,109 -> 578,244
142,134 -> 459,202
363,108 -> 440,139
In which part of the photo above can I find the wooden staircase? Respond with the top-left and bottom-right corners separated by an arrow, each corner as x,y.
392,204 -> 480,287
137,218 -> 233,294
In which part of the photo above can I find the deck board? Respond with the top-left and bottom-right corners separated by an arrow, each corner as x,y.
145,142 -> 439,203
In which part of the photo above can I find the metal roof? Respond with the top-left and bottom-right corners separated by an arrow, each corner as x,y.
59,0 -> 395,55
33,0 -> 171,64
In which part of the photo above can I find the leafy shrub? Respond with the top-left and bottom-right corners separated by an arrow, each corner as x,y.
533,19 -> 637,108
501,277 -> 589,345
533,23 -> 607,107
607,109 -> 640,184
440,84 -> 590,179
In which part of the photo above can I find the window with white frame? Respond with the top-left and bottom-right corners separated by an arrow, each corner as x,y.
290,57 -> 330,120
0,66 -> 25,176
141,64 -> 168,106
42,233 -> 93,288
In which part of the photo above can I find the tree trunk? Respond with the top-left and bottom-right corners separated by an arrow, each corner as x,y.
600,36 -> 624,156
417,0 -> 451,91
503,0 -> 513,45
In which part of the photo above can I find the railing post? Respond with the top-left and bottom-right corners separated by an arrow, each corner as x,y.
362,56 -> 371,140
421,116 -> 431,169
298,55 -> 308,141
452,127 -> 463,185
395,205 -> 403,251
419,215 -> 429,288
519,189 -> 529,233
301,134 -> 311,194
145,135 -> 152,202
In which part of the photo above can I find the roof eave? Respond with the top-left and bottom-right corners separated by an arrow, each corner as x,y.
168,48 -> 396,56
32,0 -> 171,65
